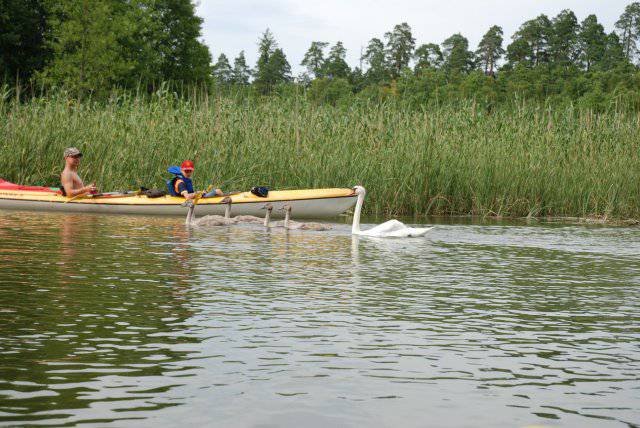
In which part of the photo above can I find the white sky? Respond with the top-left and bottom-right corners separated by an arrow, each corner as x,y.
196,0 -> 631,74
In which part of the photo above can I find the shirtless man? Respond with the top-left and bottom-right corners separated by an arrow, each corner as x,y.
60,147 -> 97,197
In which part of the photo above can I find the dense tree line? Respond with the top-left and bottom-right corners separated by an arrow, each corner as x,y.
280,3 -> 640,110
2,0 -> 640,110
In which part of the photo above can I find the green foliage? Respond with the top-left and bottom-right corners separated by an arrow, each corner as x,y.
323,42 -> 350,79
384,22 -> 415,77
39,0 -> 132,97
578,15 -> 607,71
270,49 -> 291,82
308,77 -> 351,105
550,10 -> 579,65
231,51 -> 251,85
301,41 -> 328,78
254,29 -> 291,94
476,26 -> 504,75
442,34 -> 474,73
602,33 -> 627,70
4,0 -> 211,94
149,0 -> 212,85
3,1 -> 639,110
507,15 -> 553,67
213,53 -> 232,84
615,2 -> 640,62
414,43 -> 443,73
0,0 -> 50,82
362,38 -> 388,83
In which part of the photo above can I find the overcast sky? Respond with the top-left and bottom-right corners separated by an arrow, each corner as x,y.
196,0 -> 631,75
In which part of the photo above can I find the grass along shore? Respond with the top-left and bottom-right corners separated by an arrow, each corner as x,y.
1,90 -> 639,219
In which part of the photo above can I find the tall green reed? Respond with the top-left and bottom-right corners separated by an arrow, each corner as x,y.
1,89 -> 638,218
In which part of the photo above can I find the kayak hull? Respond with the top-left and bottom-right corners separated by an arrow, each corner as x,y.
0,187 -> 358,219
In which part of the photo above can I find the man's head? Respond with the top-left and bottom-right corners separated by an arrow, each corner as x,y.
181,160 -> 194,178
64,147 -> 82,167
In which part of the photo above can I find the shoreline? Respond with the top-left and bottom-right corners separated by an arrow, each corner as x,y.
354,213 -> 640,227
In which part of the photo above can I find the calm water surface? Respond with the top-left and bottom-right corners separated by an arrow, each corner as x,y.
0,210 -> 638,427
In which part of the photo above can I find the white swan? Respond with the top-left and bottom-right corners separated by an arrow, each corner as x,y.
351,186 -> 433,238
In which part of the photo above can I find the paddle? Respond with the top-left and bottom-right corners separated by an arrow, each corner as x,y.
64,192 -> 89,203
194,185 -> 214,205
91,190 -> 141,198
64,190 -> 141,203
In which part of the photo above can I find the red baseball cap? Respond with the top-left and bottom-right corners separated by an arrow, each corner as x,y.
181,160 -> 194,171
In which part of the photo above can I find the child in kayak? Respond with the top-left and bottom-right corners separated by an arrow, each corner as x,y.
167,160 -> 222,199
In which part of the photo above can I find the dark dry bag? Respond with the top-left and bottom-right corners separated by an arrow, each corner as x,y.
140,187 -> 167,198
250,186 -> 270,197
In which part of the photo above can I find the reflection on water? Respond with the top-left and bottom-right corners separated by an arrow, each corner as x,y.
0,210 -> 638,427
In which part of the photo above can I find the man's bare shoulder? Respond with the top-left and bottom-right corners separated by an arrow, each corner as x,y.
61,169 -> 79,179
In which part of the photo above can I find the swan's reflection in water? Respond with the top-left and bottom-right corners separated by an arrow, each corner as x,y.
0,211 -> 639,427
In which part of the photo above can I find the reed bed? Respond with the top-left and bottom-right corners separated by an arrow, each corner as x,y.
1,89 -> 639,219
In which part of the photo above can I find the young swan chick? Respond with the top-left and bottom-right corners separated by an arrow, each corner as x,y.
233,215 -> 264,224
191,215 -> 238,227
277,205 -> 332,231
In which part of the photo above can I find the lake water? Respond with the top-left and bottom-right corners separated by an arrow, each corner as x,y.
0,210 -> 638,427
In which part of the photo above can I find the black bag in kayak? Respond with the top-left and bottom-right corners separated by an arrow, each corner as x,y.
250,186 -> 269,197
140,187 -> 167,198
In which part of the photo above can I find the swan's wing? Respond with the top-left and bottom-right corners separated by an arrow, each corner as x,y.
366,219 -> 406,235
406,226 -> 434,237
383,226 -> 434,238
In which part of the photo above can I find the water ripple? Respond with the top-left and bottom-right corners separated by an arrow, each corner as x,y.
0,210 -> 638,427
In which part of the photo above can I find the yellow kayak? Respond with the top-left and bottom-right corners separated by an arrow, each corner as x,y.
0,181 -> 357,218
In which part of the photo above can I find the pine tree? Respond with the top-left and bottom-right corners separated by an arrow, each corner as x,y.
213,53 -> 232,84
507,15 -> 553,67
268,48 -> 291,83
578,15 -> 607,71
254,28 -> 277,93
323,42 -> 350,79
414,43 -> 443,72
253,30 -> 291,93
362,38 -> 388,83
442,34 -> 474,73
475,26 -> 504,75
615,2 -> 640,63
231,51 -> 251,85
384,23 -> 415,78
601,32 -> 627,70
301,41 -> 328,79
550,10 -> 579,66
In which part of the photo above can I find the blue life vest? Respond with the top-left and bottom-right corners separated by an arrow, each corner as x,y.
166,166 -> 194,196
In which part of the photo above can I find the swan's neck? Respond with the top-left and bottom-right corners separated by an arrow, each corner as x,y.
186,203 -> 195,225
264,207 -> 272,227
284,206 -> 291,228
352,192 -> 364,234
224,203 -> 231,219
